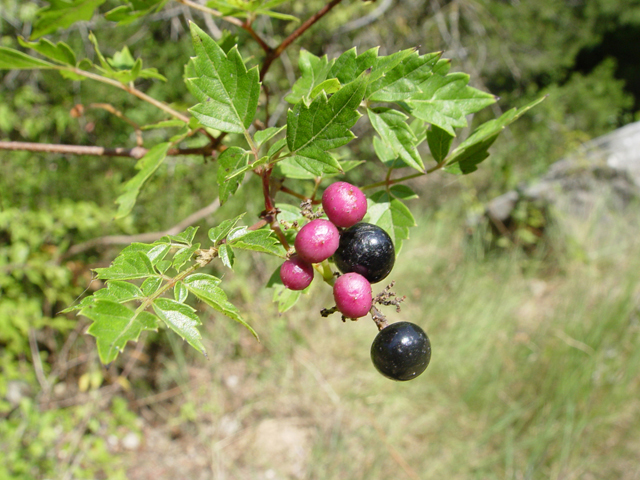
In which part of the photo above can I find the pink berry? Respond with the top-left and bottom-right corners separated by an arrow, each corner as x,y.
294,219 -> 340,264
322,181 -> 367,228
333,272 -> 372,318
280,255 -> 314,291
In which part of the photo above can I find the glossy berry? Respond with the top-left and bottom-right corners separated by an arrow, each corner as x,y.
294,219 -> 340,264
322,181 -> 368,228
333,222 -> 395,283
280,255 -> 314,291
371,322 -> 431,381
333,272 -> 372,318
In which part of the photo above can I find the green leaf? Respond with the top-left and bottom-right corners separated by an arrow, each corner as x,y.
184,273 -> 258,338
172,244 -> 199,271
94,281 -> 143,303
208,213 -> 246,245
216,146 -> 249,204
108,46 -> 135,70
445,96 -> 547,175
366,192 -> 417,251
141,276 -> 163,296
228,228 -> 286,257
330,47 -> 415,89
285,50 -> 334,104
272,284 -> 301,313
167,226 -> 199,245
427,124 -> 454,163
286,72 -> 368,175
141,119 -> 186,130
368,51 -> 442,102
310,78 -> 341,98
389,185 -> 418,200
174,282 -> 189,303
95,252 -> 156,280
153,298 -> 206,356
147,243 -> 171,264
368,107 -> 424,172
218,244 -> 235,268
187,23 -> 260,134
0,47 -> 57,70
17,37 -> 76,66
115,142 -> 171,219
31,0 -> 107,39
254,125 -> 286,148
83,300 -> 158,363
372,136 -> 409,169
404,71 -> 497,136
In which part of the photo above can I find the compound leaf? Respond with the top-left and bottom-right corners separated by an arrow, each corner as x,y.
0,47 -> 56,70
285,50 -> 334,104
94,251 -> 156,280
427,124 -> 454,163
17,37 -> 76,65
228,228 -> 286,257
208,213 -> 246,245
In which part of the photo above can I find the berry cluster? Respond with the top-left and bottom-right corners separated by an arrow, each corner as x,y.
279,181 -> 431,381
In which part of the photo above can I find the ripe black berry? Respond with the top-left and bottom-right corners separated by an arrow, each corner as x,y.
371,322 -> 431,381
333,222 -> 395,283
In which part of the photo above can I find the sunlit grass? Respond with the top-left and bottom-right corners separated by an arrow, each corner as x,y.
166,205 -> 640,479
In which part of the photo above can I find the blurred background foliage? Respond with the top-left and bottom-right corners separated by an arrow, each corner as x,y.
1,0 -> 640,478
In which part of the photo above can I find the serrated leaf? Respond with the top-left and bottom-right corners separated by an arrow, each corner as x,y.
218,244 -> 235,268
167,226 -> 199,245
153,298 -> 206,356
184,273 -> 258,338
174,282 -> 189,303
285,50 -> 334,104
216,147 -> 249,204
208,213 -> 246,245
286,72 -> 368,175
31,0 -> 106,39
94,281 -> 143,303
254,125 -> 286,148
147,243 -> 171,264
330,47 -> 415,89
187,23 -> 260,134
404,72 -> 497,136
0,47 -> 57,69
172,244 -> 199,271
84,300 -> 158,363
228,228 -> 286,257
445,96 -> 546,174
115,142 -> 171,218
368,51 -> 442,102
368,107 -> 424,172
427,124 -> 454,163
95,251 -> 156,280
141,276 -> 163,296
18,37 -> 76,66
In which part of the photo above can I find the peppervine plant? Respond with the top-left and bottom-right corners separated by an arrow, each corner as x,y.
0,0 -> 544,366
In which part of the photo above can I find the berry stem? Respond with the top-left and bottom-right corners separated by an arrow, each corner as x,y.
370,305 -> 389,331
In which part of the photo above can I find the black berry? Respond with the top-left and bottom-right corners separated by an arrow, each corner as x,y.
371,322 -> 431,381
333,222 -> 395,283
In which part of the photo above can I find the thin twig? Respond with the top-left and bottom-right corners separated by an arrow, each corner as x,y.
260,0 -> 344,81
63,197 -> 222,257
86,103 -> 144,147
175,0 -> 244,27
29,328 -> 50,393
